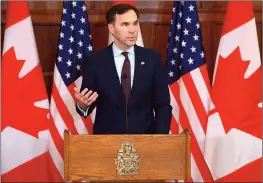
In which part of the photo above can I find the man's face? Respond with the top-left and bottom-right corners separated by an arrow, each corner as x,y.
109,10 -> 139,50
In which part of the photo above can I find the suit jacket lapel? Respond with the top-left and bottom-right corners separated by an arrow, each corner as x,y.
105,43 -> 125,105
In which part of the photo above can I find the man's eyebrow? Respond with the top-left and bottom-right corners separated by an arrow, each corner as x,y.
121,20 -> 139,24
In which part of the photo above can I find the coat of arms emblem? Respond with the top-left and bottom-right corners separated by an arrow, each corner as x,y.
115,141 -> 140,176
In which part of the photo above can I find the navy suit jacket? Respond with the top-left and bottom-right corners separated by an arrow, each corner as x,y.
76,43 -> 172,134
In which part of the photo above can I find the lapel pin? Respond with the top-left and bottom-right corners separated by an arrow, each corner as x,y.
141,61 -> 145,65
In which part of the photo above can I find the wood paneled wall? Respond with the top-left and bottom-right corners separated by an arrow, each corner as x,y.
1,1 -> 262,97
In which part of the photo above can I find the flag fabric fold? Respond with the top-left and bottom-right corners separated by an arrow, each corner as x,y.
48,1 -> 94,181
166,1 -> 213,182
1,1 -> 52,181
204,2 -> 262,182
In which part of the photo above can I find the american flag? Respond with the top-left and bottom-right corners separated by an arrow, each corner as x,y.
166,1 -> 213,182
48,1 -> 94,180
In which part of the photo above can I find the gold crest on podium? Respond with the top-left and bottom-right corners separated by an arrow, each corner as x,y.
115,141 -> 140,176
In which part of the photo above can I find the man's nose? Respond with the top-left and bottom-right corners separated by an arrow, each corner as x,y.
129,25 -> 135,33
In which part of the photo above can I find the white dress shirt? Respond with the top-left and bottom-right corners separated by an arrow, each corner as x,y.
78,42 -> 135,116
112,42 -> 135,87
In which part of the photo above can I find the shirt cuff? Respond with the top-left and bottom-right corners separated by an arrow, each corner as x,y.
77,103 -> 88,117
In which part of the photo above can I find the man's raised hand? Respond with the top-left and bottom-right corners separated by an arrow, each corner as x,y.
74,87 -> 98,110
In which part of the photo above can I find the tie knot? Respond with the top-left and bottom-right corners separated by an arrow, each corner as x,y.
122,52 -> 128,58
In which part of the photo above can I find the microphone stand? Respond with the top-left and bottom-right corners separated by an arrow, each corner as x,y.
123,74 -> 129,134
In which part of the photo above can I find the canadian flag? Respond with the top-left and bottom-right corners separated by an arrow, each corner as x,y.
108,1 -> 144,47
1,2 -> 57,181
204,1 -> 262,182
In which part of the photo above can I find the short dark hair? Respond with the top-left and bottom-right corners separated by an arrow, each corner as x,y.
106,4 -> 139,24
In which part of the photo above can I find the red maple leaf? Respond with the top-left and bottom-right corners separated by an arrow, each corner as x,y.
212,47 -> 262,139
2,47 -> 49,138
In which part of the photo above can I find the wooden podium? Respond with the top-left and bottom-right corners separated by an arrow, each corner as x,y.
64,130 -> 191,182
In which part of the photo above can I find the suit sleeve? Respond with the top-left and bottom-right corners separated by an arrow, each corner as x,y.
76,54 -> 97,118
153,51 -> 172,134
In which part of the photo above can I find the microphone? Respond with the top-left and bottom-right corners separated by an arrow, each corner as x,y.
122,73 -> 128,134
123,74 -> 127,79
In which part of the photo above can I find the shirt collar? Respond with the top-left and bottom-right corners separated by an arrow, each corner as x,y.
112,42 -> 135,57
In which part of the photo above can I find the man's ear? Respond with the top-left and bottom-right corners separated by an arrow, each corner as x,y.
108,24 -> 114,35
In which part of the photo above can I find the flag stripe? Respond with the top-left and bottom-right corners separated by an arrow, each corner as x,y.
191,65 -> 211,114
51,83 -> 79,135
170,116 -> 179,134
49,115 -> 64,158
170,79 -> 212,181
50,97 -> 68,139
180,110 -> 212,182
180,77 -> 205,149
169,86 -> 180,122
53,66 -> 88,135
81,116 -> 93,135
198,65 -> 215,110
183,70 -> 208,134
176,91 -> 213,182
170,88 -> 204,182
169,85 -> 180,134
89,107 -> 96,124
172,90 -> 205,181
48,129 -> 64,179
190,154 -> 203,182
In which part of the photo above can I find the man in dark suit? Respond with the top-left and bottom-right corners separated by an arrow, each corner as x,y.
74,4 -> 172,134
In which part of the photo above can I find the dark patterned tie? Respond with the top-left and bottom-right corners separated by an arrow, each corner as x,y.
121,52 -> 131,103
